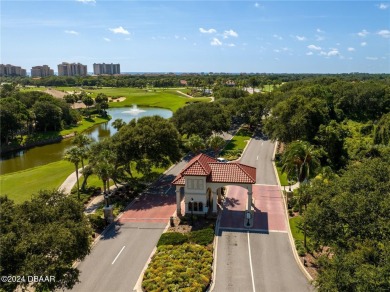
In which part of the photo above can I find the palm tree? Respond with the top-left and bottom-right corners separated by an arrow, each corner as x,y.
185,135 -> 206,154
64,147 -> 82,200
206,135 -> 226,156
281,140 -> 321,183
72,134 -> 92,171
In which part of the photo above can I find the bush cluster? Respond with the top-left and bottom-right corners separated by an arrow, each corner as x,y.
142,243 -> 213,292
157,229 -> 214,247
295,240 -> 306,257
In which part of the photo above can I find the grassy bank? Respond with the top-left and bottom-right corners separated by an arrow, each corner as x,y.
1,160 -> 167,204
0,161 -> 74,204
60,116 -> 110,136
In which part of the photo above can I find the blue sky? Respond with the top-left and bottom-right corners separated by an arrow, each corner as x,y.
1,0 -> 389,73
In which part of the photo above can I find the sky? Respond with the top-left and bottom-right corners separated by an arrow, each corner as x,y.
1,0 -> 390,74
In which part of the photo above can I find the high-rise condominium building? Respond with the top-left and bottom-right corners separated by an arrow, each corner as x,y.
0,64 -> 27,77
93,63 -> 120,75
57,62 -> 88,76
31,65 -> 54,77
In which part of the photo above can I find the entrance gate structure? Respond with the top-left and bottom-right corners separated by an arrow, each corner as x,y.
172,154 -> 256,221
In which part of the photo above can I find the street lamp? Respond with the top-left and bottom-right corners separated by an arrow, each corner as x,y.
191,197 -> 194,226
246,211 -> 251,227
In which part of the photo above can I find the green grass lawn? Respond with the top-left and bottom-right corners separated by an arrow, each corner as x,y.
289,216 -> 304,241
276,166 -> 289,186
103,88 -> 210,112
221,128 -> 252,154
0,161 -> 74,204
1,160 -> 168,204
261,84 -> 280,92
60,116 -> 110,136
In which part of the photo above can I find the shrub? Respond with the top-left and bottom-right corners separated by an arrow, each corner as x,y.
142,244 -> 213,292
295,240 -> 306,256
88,213 -> 106,231
188,228 -> 214,246
157,232 -> 188,247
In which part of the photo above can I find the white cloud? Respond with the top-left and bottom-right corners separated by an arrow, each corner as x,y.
295,35 -> 306,41
273,34 -> 283,40
347,47 -> 355,52
199,28 -> 216,34
306,52 -> 314,56
366,57 -> 379,60
327,49 -> 339,56
109,26 -> 130,35
65,30 -> 79,35
174,35 -> 180,39
307,44 -> 321,50
211,38 -> 222,46
316,28 -> 325,33
378,3 -> 389,10
254,2 -> 260,8
103,38 -> 111,42
358,29 -> 369,37
316,35 -> 325,41
76,0 -> 96,4
361,42 -> 367,46
319,49 -> 340,57
223,29 -> 238,38
274,49 -> 280,53
227,43 -> 236,47
377,29 -> 390,38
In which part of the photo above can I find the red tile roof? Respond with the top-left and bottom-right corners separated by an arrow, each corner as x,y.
172,153 -> 256,185
208,163 -> 256,184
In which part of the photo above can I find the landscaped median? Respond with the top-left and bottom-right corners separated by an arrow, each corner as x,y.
142,221 -> 215,292
220,127 -> 252,161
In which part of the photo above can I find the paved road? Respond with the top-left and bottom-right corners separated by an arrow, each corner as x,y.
239,134 -> 277,185
213,134 -> 313,292
214,231 -> 312,292
71,222 -> 165,292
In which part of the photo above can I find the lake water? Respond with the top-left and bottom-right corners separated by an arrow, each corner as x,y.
0,106 -> 172,175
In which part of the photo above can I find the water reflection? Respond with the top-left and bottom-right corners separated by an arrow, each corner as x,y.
0,106 -> 172,175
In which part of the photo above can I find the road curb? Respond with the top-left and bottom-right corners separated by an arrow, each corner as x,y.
271,141 -> 313,282
208,205 -> 222,292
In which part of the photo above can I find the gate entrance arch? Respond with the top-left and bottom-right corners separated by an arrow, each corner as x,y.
172,154 -> 256,220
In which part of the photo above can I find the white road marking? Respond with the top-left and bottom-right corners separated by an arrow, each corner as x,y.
247,232 -> 256,292
112,246 -> 125,265
261,141 -> 264,145
256,155 -> 259,160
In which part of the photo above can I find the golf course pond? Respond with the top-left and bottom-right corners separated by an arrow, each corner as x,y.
0,106 -> 173,175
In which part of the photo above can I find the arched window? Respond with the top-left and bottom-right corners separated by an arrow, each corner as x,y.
188,201 -> 193,211
194,202 -> 198,211
199,202 -> 203,212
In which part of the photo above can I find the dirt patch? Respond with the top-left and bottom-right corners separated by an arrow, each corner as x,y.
44,89 -> 67,99
108,96 -> 126,102
168,216 -> 216,234
71,102 -> 86,109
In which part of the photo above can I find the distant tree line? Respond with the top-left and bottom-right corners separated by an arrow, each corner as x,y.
1,72 -> 388,89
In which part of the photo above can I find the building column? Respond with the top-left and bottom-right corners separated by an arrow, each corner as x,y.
212,189 -> 217,214
176,187 -> 182,216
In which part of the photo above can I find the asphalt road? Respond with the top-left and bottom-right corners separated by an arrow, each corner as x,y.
70,222 -> 166,292
214,231 -> 312,292
212,134 -> 313,292
238,134 -> 278,185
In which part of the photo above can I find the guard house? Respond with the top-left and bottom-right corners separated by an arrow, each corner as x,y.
172,153 -> 256,216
